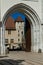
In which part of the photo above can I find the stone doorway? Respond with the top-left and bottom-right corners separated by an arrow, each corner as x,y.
1,3 -> 41,55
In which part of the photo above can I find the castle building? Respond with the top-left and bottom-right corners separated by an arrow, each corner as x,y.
16,16 -> 25,44
5,16 -> 25,50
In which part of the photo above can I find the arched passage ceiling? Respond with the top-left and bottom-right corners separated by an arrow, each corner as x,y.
2,3 -> 41,27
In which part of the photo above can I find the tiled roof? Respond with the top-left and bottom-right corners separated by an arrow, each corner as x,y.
15,16 -> 24,22
5,16 -> 15,30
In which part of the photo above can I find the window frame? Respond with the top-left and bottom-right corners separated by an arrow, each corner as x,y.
5,39 -> 8,43
10,39 -> 14,43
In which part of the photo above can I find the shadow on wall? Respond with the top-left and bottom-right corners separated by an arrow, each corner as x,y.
0,59 -> 25,65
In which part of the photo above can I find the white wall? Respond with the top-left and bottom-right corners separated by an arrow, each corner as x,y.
1,0 -> 42,22
0,0 -> 1,21
39,0 -> 43,52
5,30 -> 18,43
41,0 -> 43,23
5,30 -> 23,44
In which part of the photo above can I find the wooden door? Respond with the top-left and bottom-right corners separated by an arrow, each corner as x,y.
25,28 -> 31,52
25,18 -> 31,52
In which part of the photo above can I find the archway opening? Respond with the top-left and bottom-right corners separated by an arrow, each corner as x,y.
5,12 -> 31,52
1,3 -> 41,55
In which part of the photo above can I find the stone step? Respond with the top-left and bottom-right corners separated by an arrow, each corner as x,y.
25,60 -> 41,65
27,58 -> 43,65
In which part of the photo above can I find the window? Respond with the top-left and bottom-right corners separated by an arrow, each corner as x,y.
5,39 -> 8,43
18,30 -> 19,32
21,31 -> 23,35
18,22 -> 19,23
19,26 -> 21,28
18,34 -> 20,36
18,39 -> 20,41
10,39 -> 14,43
8,30 -> 11,34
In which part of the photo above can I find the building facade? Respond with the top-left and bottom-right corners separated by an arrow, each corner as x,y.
0,0 -> 43,55
5,16 -> 25,49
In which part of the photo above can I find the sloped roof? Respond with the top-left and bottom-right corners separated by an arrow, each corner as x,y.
5,16 -> 15,30
15,16 -> 24,22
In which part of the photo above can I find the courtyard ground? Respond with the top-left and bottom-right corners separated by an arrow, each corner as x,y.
0,51 -> 43,65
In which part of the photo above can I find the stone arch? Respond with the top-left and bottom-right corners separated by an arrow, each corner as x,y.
1,3 -> 41,54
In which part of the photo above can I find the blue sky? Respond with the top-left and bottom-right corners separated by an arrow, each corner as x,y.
10,12 -> 25,21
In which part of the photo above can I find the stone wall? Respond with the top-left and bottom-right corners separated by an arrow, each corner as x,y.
0,0 -> 43,54
0,0 -> 1,21
1,0 -> 42,21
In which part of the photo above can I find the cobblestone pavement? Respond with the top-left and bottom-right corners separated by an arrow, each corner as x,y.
0,51 -> 43,65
